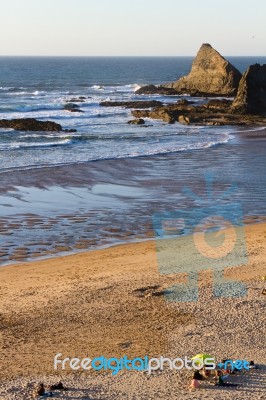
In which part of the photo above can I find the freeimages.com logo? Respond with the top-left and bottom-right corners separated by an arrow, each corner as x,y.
153,173 -> 248,302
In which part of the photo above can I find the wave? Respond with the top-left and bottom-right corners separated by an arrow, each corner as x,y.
0,103 -> 63,113
0,132 -> 231,175
90,83 -> 141,93
21,133 -> 73,139
92,85 -> 104,90
0,86 -> 26,92
0,139 -> 72,151
0,86 -> 12,91
0,132 -> 231,168
133,84 -> 141,92
233,126 -> 266,134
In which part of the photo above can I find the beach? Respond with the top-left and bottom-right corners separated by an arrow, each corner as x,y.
0,55 -> 266,399
1,57 -> 266,268
0,222 -> 265,399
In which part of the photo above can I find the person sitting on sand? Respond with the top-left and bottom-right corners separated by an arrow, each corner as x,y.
36,383 -> 53,397
189,371 -> 202,389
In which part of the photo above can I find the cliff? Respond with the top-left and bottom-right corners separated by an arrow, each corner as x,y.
165,43 -> 242,96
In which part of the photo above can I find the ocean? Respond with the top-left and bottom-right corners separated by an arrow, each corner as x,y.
0,56 -> 266,265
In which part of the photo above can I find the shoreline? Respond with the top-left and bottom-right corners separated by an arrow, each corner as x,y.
0,216 -> 266,268
1,124 -> 266,192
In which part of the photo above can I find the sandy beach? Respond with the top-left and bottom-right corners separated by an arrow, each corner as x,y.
0,0 -> 266,398
0,222 -> 265,399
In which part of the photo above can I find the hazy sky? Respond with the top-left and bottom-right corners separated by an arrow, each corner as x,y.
0,0 -> 265,56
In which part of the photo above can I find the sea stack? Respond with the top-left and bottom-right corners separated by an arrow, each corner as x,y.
231,64 -> 266,114
165,43 -> 242,96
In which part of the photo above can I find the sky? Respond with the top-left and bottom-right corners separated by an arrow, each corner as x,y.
0,0 -> 265,56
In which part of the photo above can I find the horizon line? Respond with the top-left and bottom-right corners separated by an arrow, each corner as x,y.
0,54 -> 265,58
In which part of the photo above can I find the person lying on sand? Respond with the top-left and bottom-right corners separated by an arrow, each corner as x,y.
189,371 -> 203,389
50,381 -> 68,391
214,370 -> 238,387
249,360 -> 257,369
193,370 -> 204,380
36,383 -> 53,397
202,366 -> 211,379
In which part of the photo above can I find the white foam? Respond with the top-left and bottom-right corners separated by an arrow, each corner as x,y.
0,138 -> 72,151
92,85 -> 104,90
133,84 -> 141,92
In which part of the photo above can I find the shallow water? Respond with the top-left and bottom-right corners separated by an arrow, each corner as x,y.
0,129 -> 266,265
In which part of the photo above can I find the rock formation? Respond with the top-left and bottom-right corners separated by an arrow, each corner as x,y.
165,44 -> 242,96
100,100 -> 163,108
130,99 -> 266,126
0,118 -> 76,132
64,103 -> 84,113
231,64 -> 266,114
127,118 -> 145,125
135,85 -> 179,96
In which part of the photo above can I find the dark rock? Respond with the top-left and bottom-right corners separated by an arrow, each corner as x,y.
64,103 -> 84,113
100,100 -> 163,108
127,118 -> 145,125
68,108 -> 85,113
0,118 -> 63,132
135,84 -> 179,95
63,129 -> 77,133
132,102 -> 266,126
205,99 -> 232,110
132,109 -> 174,124
150,109 -> 175,124
131,110 -> 151,119
65,98 -> 85,103
231,64 -> 266,114
165,43 -> 242,96
178,115 -> 191,125
131,100 -> 195,123
64,103 -> 80,109
176,99 -> 194,105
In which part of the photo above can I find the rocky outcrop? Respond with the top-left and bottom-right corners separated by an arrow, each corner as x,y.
178,115 -> 191,125
135,85 -> 179,96
231,64 -> 266,114
0,118 -> 76,132
205,99 -> 232,110
127,118 -> 145,125
100,100 -> 163,108
132,101 -> 196,124
131,99 -> 266,126
64,103 -> 84,113
0,118 -> 64,132
165,44 -> 242,96
176,99 -> 194,105
64,96 -> 87,103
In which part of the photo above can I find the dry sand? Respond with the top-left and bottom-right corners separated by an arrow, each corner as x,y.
0,223 -> 265,399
